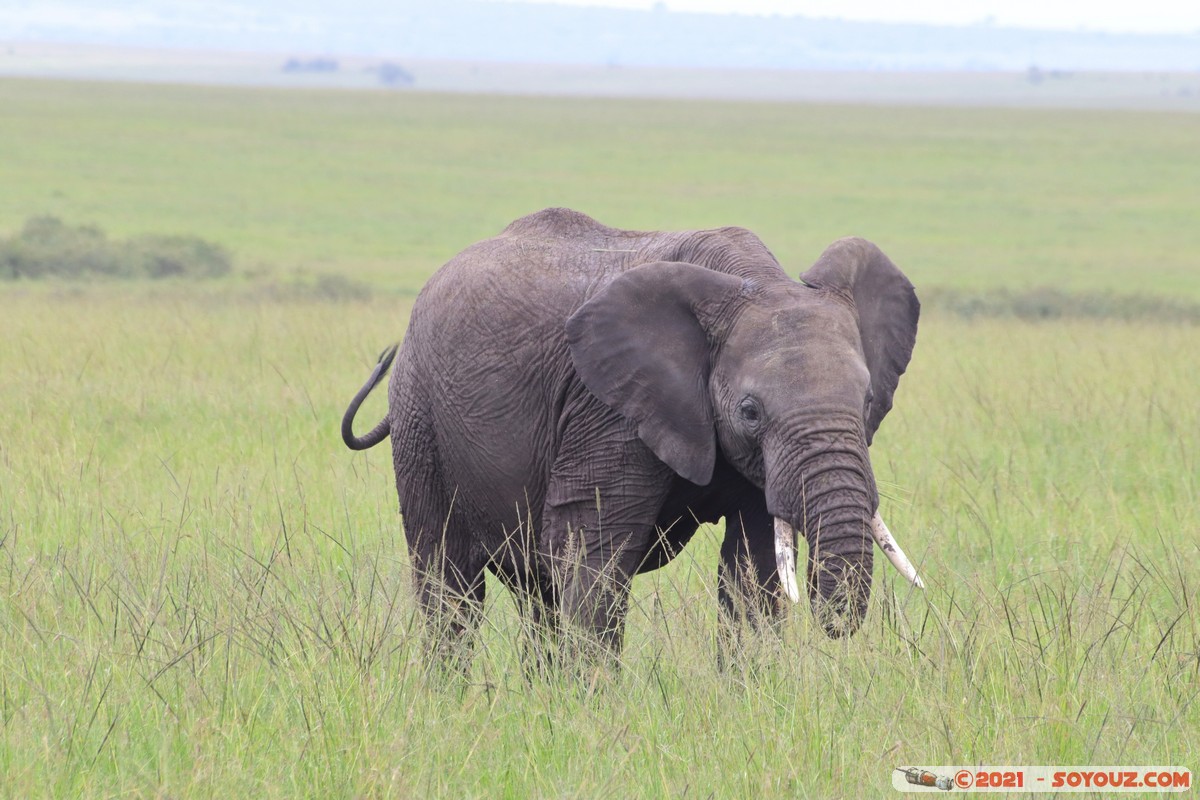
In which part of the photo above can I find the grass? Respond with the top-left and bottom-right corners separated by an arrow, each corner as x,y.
0,78 -> 1197,796
3,78 -> 1200,297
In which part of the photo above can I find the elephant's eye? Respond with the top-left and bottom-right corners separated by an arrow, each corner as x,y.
737,398 -> 762,427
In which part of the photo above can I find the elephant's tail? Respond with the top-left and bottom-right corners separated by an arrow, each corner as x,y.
342,344 -> 398,451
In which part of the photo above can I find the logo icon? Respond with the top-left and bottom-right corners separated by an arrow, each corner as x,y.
896,767 -> 955,791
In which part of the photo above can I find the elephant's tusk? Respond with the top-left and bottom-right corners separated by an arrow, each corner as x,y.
773,518 -> 802,603
870,512 -> 925,589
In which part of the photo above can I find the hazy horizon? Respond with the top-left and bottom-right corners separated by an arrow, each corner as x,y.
4,0 -> 1200,73
493,0 -> 1200,35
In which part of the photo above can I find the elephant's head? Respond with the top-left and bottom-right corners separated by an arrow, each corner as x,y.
565,238 -> 921,637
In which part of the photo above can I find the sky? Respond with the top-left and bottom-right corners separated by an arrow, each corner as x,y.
496,0 -> 1200,34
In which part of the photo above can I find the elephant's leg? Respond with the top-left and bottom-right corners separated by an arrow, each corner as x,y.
539,414 -> 673,664
717,493 -> 784,666
543,506 -> 636,665
487,559 -> 560,677
392,380 -> 485,673
559,532 -> 631,660
407,524 -> 486,674
518,583 -> 560,677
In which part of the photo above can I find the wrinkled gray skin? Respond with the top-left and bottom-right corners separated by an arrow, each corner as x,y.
342,208 -> 919,664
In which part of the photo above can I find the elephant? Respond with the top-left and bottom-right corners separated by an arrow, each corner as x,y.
341,207 -> 923,665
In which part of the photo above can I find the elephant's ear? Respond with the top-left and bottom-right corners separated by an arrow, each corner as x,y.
800,238 -> 920,444
566,261 -> 746,485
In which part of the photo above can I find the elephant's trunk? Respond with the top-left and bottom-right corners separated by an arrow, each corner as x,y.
801,506 -> 875,637
767,431 -> 886,637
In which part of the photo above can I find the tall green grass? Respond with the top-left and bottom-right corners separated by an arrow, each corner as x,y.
0,77 -> 1196,796
0,293 -> 1195,797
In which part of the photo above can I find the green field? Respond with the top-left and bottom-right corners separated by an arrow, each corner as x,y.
0,78 -> 1197,797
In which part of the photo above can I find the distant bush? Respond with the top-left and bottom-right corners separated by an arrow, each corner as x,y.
122,235 -> 232,278
376,62 -> 415,88
283,58 -> 339,73
0,216 -> 118,279
311,273 -> 372,301
254,272 -> 373,303
925,286 -> 1200,324
0,217 -> 232,280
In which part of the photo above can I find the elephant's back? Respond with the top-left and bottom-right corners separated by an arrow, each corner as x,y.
410,240 -> 591,362
408,210 -> 634,364
397,213 -> 625,527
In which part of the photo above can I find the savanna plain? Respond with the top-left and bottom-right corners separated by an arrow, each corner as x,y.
0,78 -> 1198,798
